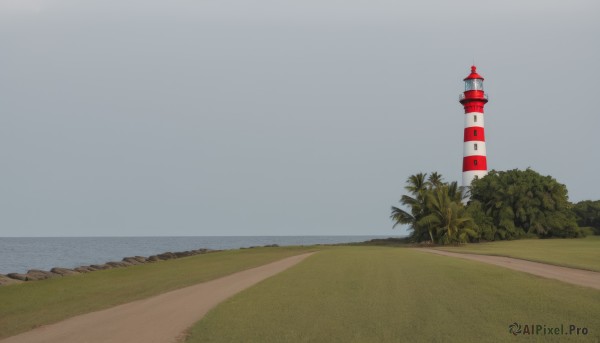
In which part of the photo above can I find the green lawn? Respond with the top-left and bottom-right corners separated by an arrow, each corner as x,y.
436,236 -> 600,272
0,246 -> 314,339
187,246 -> 600,343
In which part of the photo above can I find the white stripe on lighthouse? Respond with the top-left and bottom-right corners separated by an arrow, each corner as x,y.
463,141 -> 486,156
462,170 -> 487,188
464,112 -> 484,127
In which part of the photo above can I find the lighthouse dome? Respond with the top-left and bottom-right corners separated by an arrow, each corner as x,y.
464,65 -> 484,80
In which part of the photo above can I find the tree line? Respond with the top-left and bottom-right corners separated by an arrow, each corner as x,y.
390,168 -> 597,244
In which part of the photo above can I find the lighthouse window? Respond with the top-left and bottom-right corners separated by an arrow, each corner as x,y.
473,130 -> 478,136
465,79 -> 483,91
473,115 -> 477,122
474,160 -> 478,166
474,143 -> 478,151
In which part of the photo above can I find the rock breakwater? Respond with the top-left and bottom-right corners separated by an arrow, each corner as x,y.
0,248 -> 216,286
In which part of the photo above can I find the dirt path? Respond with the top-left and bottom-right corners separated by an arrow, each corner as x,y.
417,248 -> 600,290
1,252 -> 315,343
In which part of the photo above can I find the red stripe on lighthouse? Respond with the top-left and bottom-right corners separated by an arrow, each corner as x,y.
463,156 -> 487,171
463,103 -> 486,113
464,127 -> 485,141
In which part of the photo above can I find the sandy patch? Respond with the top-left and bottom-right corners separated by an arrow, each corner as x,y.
417,248 -> 600,290
1,252 -> 314,343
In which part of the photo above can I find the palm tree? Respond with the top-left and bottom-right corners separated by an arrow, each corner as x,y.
427,172 -> 444,189
391,172 -> 478,244
404,172 -> 429,195
390,173 -> 435,242
417,185 -> 477,244
447,181 -> 467,203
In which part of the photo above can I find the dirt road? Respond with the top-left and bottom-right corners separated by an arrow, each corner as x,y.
418,248 -> 600,290
1,252 -> 315,343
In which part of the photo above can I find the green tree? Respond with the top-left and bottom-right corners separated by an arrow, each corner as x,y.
390,173 -> 433,242
465,200 -> 496,241
469,168 -> 581,238
418,185 -> 477,244
391,172 -> 474,244
427,172 -> 444,188
572,200 -> 600,235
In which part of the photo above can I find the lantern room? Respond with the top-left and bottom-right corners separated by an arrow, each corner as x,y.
464,66 -> 484,91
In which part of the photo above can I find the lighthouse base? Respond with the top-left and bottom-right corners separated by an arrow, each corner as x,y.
462,170 -> 488,188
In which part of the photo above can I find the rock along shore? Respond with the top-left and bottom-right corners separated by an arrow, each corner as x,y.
0,248 -> 218,286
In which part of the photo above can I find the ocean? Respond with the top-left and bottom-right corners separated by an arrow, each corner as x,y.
0,236 -> 397,274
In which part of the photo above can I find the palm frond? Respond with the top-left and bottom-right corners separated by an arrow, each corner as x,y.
390,206 -> 415,228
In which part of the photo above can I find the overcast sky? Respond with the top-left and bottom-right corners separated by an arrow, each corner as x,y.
1,0 -> 598,237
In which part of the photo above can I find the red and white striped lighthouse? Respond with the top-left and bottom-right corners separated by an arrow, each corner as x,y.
460,65 -> 488,187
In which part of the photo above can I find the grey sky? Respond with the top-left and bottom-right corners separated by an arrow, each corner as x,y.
1,0 -> 598,237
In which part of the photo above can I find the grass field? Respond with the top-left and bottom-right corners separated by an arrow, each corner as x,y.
0,246 -> 314,339
187,246 -> 600,343
436,236 -> 600,272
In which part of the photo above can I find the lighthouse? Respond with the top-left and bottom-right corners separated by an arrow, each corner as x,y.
460,65 -> 488,187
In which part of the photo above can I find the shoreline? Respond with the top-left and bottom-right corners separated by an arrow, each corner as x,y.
0,247 -> 224,286
0,235 -> 400,275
